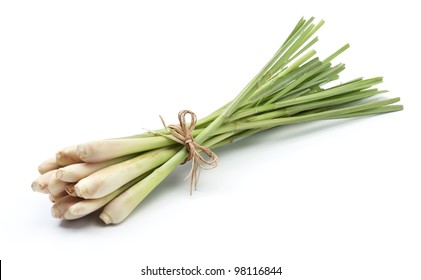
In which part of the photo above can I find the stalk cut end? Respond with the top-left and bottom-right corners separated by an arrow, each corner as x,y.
31,182 -> 42,192
51,205 -> 60,218
99,212 -> 112,225
76,145 -> 87,160
56,169 -> 64,179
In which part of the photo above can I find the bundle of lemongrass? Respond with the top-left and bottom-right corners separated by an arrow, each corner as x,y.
32,17 -> 402,224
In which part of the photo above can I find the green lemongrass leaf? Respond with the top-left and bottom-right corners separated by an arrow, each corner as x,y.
246,89 -> 386,122
263,20 -> 324,82
281,76 -> 335,100
264,60 -> 333,103
284,36 -> 319,65
260,17 -> 316,84
283,17 -> 306,44
251,49 -> 317,100
249,58 -> 323,103
267,44 -> 350,103
203,131 -> 237,148
301,63 -> 346,88
328,77 -> 364,89
229,77 -> 383,121
210,129 -> 263,149
322,44 -> 350,63
192,22 -> 325,145
215,98 -> 400,135
281,88 -> 312,100
272,77 -> 384,108
326,105 -> 403,119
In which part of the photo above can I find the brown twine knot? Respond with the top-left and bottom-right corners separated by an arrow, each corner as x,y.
159,110 -> 218,195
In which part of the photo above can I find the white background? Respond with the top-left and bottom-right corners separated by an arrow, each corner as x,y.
0,1 -> 420,279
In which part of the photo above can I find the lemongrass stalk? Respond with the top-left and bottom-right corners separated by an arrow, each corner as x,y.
47,176 -> 71,196
200,131 -> 237,148
327,105 -> 404,119
75,147 -> 180,199
38,157 -> 61,174
32,170 -> 55,193
76,137 -> 177,162
56,145 -> 83,166
51,196 -> 82,219
100,151 -> 187,224
63,174 -> 149,220
56,154 -> 136,183
49,191 -> 67,203
74,129 -> 208,164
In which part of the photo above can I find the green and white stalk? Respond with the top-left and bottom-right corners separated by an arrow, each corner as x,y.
74,147 -> 179,199
76,137 -> 176,162
56,154 -> 136,183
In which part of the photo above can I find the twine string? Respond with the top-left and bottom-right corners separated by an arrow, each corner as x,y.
159,110 -> 218,195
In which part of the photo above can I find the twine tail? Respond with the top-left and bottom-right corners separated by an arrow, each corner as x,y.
160,110 -> 218,194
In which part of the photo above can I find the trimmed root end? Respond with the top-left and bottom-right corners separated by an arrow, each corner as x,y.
56,169 -> 64,179
76,145 -> 87,160
74,184 -> 84,198
51,205 -> 60,218
32,181 -> 49,194
99,212 -> 112,225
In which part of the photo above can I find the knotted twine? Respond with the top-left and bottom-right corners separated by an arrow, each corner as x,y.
158,110 -> 218,195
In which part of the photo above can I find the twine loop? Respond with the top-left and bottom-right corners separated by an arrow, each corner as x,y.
159,110 -> 218,195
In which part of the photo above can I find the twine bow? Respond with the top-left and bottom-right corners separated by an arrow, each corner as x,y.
159,110 -> 218,195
